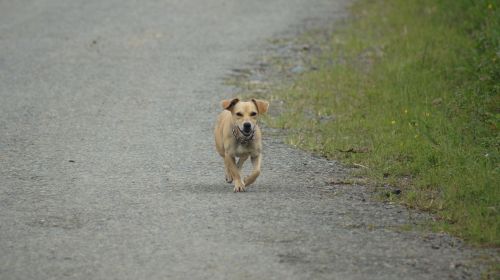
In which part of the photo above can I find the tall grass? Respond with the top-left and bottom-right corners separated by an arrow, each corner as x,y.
270,0 -> 499,245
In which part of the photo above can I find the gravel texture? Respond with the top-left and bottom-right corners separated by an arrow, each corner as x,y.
0,0 -> 494,279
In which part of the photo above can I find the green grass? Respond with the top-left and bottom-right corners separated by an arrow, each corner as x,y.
268,0 -> 499,245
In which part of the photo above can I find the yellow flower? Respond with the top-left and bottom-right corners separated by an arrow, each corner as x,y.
391,120 -> 396,125
404,109 -> 408,114
488,3 -> 493,9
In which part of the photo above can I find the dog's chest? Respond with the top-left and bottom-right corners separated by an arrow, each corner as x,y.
234,143 -> 255,157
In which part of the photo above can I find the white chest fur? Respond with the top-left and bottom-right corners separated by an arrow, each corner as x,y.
234,143 -> 258,158
234,144 -> 251,157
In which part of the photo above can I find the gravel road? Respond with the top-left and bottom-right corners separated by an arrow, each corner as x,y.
0,0 -> 490,279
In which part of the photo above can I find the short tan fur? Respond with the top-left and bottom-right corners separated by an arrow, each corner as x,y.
214,98 -> 269,192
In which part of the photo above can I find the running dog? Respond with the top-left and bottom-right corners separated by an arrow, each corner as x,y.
214,98 -> 269,192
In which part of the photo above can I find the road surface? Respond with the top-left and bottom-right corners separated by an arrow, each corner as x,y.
0,0 -> 485,279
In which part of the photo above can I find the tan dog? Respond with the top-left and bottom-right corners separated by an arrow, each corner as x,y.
214,98 -> 269,192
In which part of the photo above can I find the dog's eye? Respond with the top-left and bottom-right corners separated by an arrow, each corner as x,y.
236,112 -> 243,117
250,112 -> 257,116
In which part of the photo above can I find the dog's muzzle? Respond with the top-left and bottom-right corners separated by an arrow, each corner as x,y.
242,122 -> 252,133
233,125 -> 255,145
240,125 -> 253,136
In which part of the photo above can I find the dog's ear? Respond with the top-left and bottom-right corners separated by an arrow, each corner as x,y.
252,99 -> 269,114
221,98 -> 239,111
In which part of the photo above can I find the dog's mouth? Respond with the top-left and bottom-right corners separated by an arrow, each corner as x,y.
238,126 -> 254,137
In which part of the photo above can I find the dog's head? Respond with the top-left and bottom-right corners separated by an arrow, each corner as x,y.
221,98 -> 269,136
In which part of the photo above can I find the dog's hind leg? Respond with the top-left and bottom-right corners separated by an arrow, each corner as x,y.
244,154 -> 261,187
236,155 -> 248,171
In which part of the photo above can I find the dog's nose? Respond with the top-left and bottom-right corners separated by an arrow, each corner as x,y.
243,122 -> 252,130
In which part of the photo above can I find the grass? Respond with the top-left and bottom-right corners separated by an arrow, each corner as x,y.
267,0 -> 499,245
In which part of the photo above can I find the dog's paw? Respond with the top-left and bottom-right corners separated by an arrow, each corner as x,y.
233,182 -> 246,193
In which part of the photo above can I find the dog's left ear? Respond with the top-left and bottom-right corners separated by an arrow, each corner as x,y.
252,99 -> 269,114
221,98 -> 240,111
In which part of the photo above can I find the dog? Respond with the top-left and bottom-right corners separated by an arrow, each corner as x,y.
214,98 -> 269,192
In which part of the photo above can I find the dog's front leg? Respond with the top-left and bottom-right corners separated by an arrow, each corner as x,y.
244,154 -> 261,187
224,153 -> 245,192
